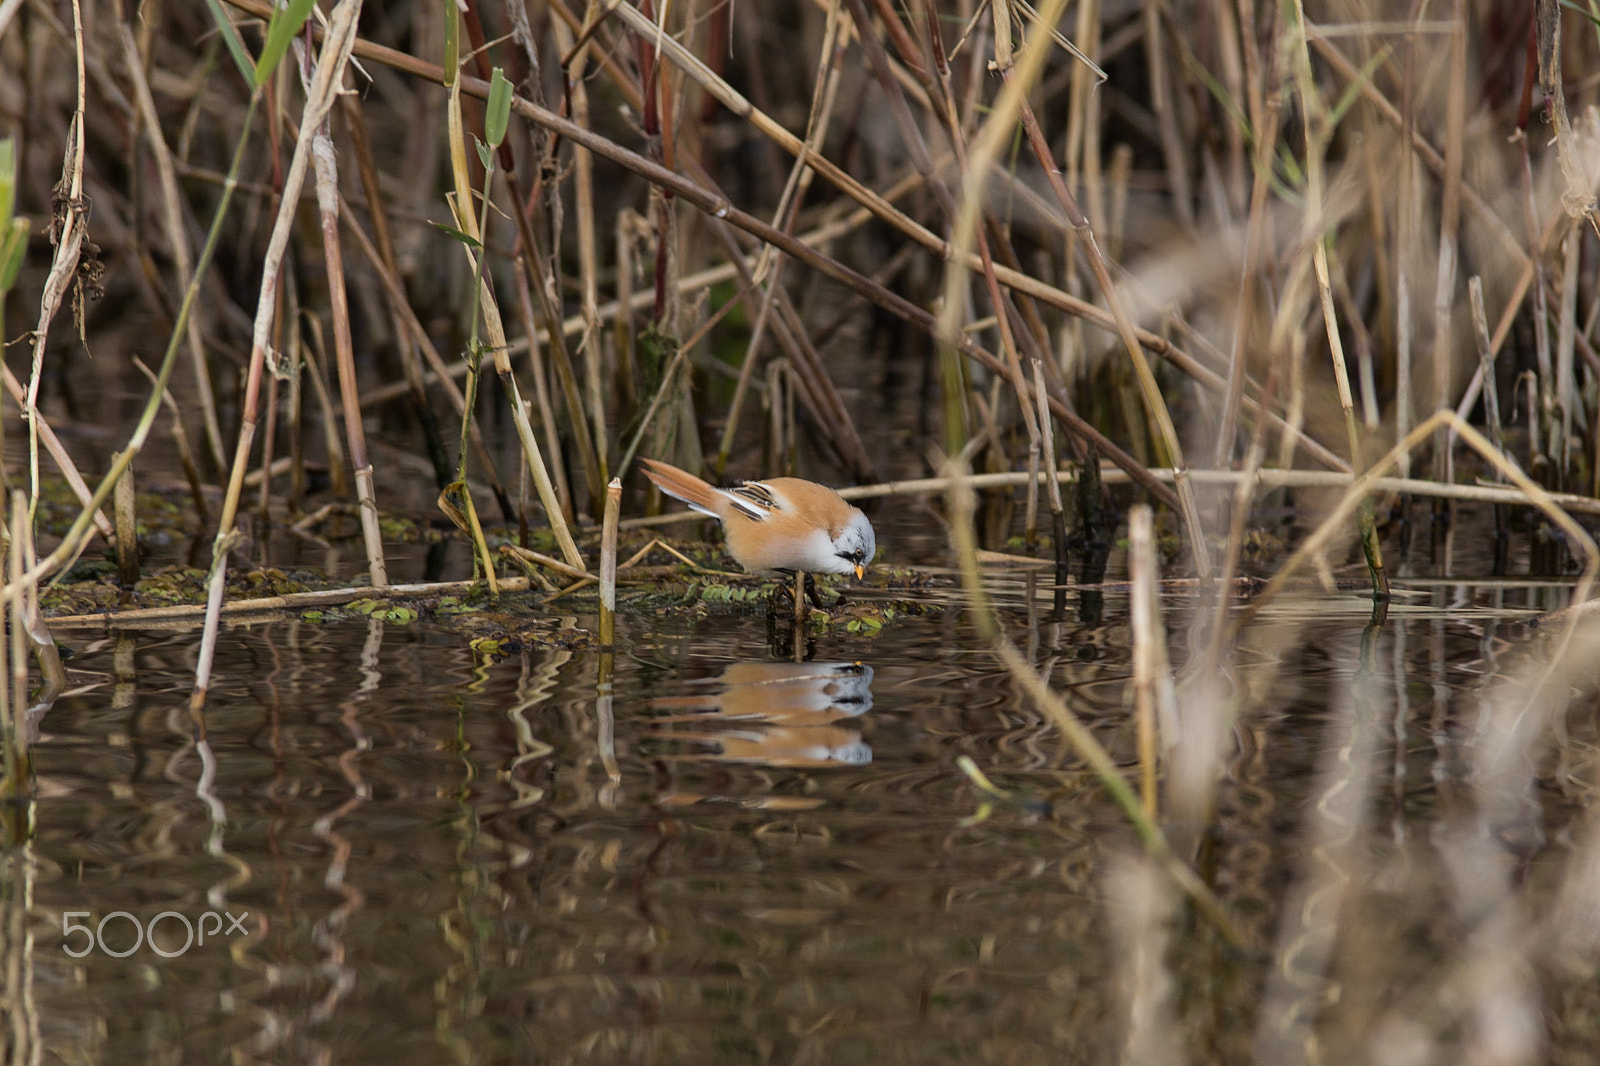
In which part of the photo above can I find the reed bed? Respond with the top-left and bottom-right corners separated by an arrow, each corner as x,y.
4,0 -> 1600,1058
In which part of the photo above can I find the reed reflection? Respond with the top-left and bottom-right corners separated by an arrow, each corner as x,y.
647,660 -> 874,768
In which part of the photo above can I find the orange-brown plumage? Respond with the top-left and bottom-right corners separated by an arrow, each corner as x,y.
640,458 -> 875,578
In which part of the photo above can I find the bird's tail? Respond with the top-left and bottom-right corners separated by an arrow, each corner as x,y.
641,459 -> 724,519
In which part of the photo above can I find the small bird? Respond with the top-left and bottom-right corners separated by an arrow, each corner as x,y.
640,458 -> 876,580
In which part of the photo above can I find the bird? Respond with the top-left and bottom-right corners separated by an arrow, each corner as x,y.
640,458 -> 876,580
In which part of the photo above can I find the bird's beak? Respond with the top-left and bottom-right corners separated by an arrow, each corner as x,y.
854,563 -> 866,580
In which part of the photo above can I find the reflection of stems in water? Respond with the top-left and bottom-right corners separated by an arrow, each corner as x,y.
503,652 -> 559,809
1253,608 -> 1388,1060
0,849 -> 41,1056
996,642 -> 1242,947
305,622 -> 377,1025
596,650 -> 620,805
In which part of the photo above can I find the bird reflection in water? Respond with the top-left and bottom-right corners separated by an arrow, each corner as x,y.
646,661 -> 873,771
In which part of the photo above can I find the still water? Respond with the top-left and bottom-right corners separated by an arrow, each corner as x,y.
6,571 -> 1600,1063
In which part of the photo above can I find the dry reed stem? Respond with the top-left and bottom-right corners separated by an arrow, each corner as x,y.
308,92 -> 387,587
440,75 -> 583,571
561,17 -> 609,483
0,40 -> 264,598
194,0 -> 363,715
451,216 -> 588,573
511,261 -> 573,520
1004,63 -> 1212,576
131,357 -> 208,520
111,451 -> 137,586
355,189 -> 908,408
0,363 -> 112,539
1287,0 -> 1386,596
1215,93 -> 1281,466
338,93 -> 446,485
1128,505 -> 1174,818
117,21 -> 227,473
1426,0 -> 1469,485
24,0 -> 88,524
1232,411 -> 1600,639
713,0 -> 847,476
995,640 -> 1243,946
696,215 -> 877,480
294,324 -> 350,502
224,0 -> 1350,484
598,478 -> 620,647
1031,360 -> 1067,576
1467,277 -> 1507,472
1309,26 -> 1527,273
848,0 -> 1042,475
1556,228 -> 1580,481
334,193 -> 514,506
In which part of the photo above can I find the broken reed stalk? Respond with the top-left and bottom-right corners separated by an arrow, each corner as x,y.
599,477 -> 621,647
112,452 -> 137,586
1128,506 -> 1168,818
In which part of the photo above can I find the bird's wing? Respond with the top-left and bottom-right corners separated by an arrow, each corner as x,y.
727,481 -> 779,521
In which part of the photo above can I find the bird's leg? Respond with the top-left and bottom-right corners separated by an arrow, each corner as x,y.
803,572 -> 830,609
792,569 -> 807,630
769,572 -> 798,615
